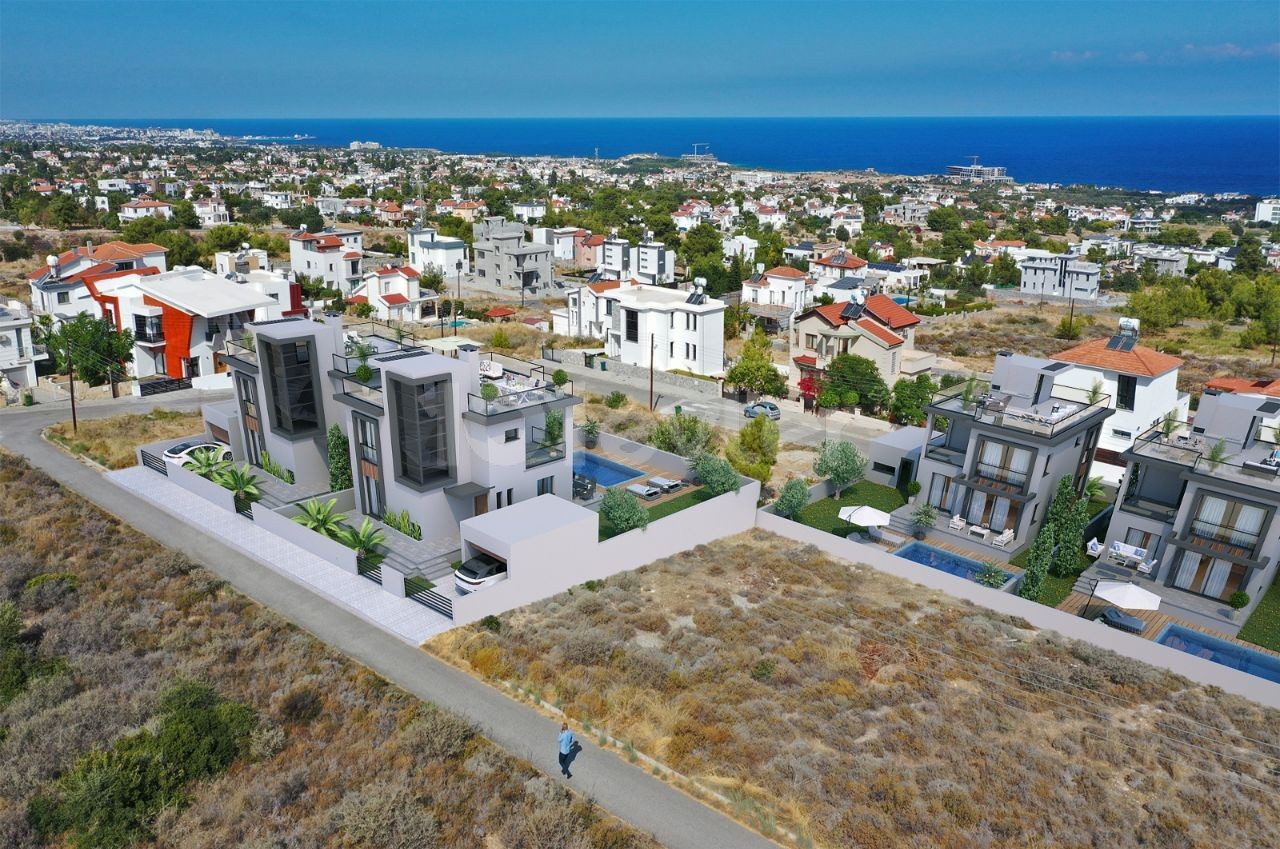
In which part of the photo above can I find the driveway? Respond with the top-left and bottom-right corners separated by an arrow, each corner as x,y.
0,396 -> 781,849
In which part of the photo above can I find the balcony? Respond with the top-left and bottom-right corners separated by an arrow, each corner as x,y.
1129,420 -> 1280,488
338,376 -> 383,410
928,381 -> 1111,439
525,426 -> 567,469
1187,520 -> 1261,558
972,461 -> 1028,489
1118,494 -> 1178,522
223,338 -> 258,369
467,355 -> 576,418
135,329 -> 165,346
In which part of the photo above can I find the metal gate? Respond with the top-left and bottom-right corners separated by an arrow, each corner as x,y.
139,450 -> 169,475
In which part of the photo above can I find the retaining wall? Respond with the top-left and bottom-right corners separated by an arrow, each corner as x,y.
551,351 -> 722,399
166,463 -> 236,513
252,499 -> 358,574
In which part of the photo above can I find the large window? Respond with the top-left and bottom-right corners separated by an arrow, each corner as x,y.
928,473 -> 956,513
391,377 -> 453,489
1190,496 -> 1267,553
353,415 -> 384,517
1116,374 -> 1137,412
235,373 -> 262,465
624,309 -> 639,343
973,440 -> 1032,488
262,339 -> 320,436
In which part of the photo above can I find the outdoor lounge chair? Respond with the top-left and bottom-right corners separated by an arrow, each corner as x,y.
1136,560 -> 1155,575
1086,538 -> 1105,558
478,360 -> 504,380
1098,607 -> 1145,635
991,528 -> 1015,548
627,483 -> 661,500
948,514 -> 967,531
648,476 -> 683,493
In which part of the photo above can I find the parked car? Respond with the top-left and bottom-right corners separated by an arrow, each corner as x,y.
163,439 -> 232,467
454,551 -> 508,594
744,401 -> 781,420
1097,606 -> 1145,635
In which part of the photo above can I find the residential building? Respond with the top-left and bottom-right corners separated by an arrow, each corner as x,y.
808,250 -> 868,284
375,200 -> 407,225
350,266 -> 437,322
722,234 -> 758,262
790,293 -> 933,387
602,283 -> 725,376
473,216 -> 552,291
214,246 -> 272,277
1076,233 -> 1133,258
597,232 -> 675,286
289,226 -> 364,294
576,232 -> 605,269
1018,254 -> 1101,299
0,299 -> 47,397
532,226 -> 584,262
882,201 -> 931,227
1253,198 -> 1280,224
1104,389 -> 1280,609
84,266 -> 293,384
193,197 -> 230,226
406,226 -> 469,277
913,351 -> 1114,550
118,197 -> 174,222
513,200 -> 547,222
262,190 -> 294,210
209,316 -> 580,533
863,262 -> 926,295
740,264 -> 813,329
1049,323 -> 1190,477
1133,245 -> 1189,277
551,280 -> 623,340
28,240 -> 169,323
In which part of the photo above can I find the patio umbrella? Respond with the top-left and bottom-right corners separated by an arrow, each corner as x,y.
838,505 -> 892,527
1094,581 -> 1162,611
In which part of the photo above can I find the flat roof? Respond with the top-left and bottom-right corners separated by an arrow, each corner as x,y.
137,269 -> 275,318
462,493 -> 594,544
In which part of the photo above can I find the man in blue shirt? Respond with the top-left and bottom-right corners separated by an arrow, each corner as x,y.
558,722 -> 576,778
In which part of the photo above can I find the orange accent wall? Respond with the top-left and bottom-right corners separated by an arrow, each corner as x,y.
144,295 -> 193,378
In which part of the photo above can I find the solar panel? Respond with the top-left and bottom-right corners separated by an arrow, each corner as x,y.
1118,337 -> 1136,352
1105,335 -> 1123,350
840,301 -> 863,320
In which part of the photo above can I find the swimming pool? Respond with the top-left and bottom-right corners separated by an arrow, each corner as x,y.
574,451 -> 646,487
895,541 -> 1013,585
1154,624 -> 1280,685
892,296 -> 910,305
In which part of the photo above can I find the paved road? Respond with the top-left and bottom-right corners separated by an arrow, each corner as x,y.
0,397 -> 780,849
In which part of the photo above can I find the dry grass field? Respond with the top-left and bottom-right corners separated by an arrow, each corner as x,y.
428,530 -> 1280,849
0,451 -> 657,849
45,408 -> 204,469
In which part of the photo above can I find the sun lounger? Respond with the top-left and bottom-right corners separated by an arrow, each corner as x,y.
1136,560 -> 1155,575
991,528 -> 1015,548
478,360 -> 504,380
648,476 -> 683,493
948,514 -> 966,531
627,483 -> 660,500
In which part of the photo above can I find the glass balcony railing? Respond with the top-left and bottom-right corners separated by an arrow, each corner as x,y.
930,381 -> 1110,438
1188,520 -> 1261,555
223,338 -> 258,367
972,461 -> 1028,488
338,376 -> 383,408
525,425 -> 567,469
1130,420 -> 1280,487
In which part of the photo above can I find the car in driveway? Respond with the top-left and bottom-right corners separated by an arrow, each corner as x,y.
454,551 -> 508,594
1097,606 -> 1146,634
744,401 -> 781,420
163,439 -> 232,468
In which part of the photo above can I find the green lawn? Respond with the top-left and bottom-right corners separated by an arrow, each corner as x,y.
791,481 -> 908,537
598,487 -> 717,541
1086,496 -> 1113,518
1237,578 -> 1280,652
1009,548 -> 1089,608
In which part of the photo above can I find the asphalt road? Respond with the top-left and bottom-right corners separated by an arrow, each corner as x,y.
0,395 -> 781,849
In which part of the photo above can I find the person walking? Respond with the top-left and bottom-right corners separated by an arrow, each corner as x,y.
558,722 -> 576,778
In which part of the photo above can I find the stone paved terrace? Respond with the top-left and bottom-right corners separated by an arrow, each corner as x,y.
1074,557 -> 1244,635
108,466 -> 453,643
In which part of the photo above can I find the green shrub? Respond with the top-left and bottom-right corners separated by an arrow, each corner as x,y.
491,328 -> 511,349
327,424 -> 353,491
605,390 -> 627,409
693,453 -> 741,496
906,480 -> 922,497
259,450 -> 294,484
751,659 -> 776,681
600,486 -> 649,535
649,411 -> 716,457
479,615 -> 502,632
1229,591 -> 1250,610
552,368 -> 569,387
383,509 -> 422,540
773,478 -> 810,519
24,572 -> 79,593
976,562 -> 1008,588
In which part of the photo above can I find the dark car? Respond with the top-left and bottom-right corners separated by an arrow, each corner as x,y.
1097,606 -> 1145,635
744,401 -> 781,420
454,551 -> 508,594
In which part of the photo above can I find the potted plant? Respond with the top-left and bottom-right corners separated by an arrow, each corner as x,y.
910,503 -> 937,539
582,416 -> 601,449
1228,590 -> 1250,620
480,382 -> 500,407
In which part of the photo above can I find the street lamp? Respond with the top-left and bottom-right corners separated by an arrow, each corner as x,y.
452,258 -> 463,336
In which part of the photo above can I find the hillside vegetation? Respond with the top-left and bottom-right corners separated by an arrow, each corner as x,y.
0,451 -> 656,849
429,530 -> 1280,849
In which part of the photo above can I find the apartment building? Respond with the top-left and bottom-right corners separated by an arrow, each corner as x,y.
1018,253 -> 1101,299
597,232 -> 675,286
28,240 -> 169,323
1133,245 -> 1189,277
882,201 -> 931,227
473,217 -> 552,291
288,226 -> 364,293
210,316 -> 580,533
1104,389 -> 1280,607
913,352 -> 1114,549
1253,198 -> 1280,224
0,299 -> 47,396
1049,323 -> 1190,473
406,226 -> 469,277
790,293 -> 933,387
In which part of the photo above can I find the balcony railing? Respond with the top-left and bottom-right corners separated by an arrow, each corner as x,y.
135,328 -> 165,344
972,461 -> 1028,488
339,376 -> 383,408
930,381 -> 1110,439
1130,420 -> 1280,486
223,338 -> 258,367
1188,520 -> 1261,555
525,426 -> 567,469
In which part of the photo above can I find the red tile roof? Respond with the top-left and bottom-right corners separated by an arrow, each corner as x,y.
376,265 -> 420,278
855,318 -> 905,347
347,295 -> 369,304
380,293 -> 409,306
82,266 -> 161,285
584,234 -> 606,247
863,293 -> 920,329
813,253 -> 868,270
1050,337 -> 1183,378
1205,376 -> 1280,398
765,265 -> 807,279
484,306 -> 516,318
792,355 -> 817,366
812,303 -> 848,326
343,251 -> 362,259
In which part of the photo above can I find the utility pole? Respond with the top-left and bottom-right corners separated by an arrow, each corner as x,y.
67,348 -> 78,434
649,333 -> 655,411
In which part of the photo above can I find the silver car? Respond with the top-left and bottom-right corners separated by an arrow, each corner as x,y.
743,401 -> 781,421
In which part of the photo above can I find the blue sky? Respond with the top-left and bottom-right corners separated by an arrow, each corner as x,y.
3,0 -> 1278,118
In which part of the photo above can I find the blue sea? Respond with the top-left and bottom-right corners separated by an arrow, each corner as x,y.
61,116 -> 1280,194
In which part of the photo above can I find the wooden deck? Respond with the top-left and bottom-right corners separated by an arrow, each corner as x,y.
583,447 -> 703,509
921,535 -> 1025,574
1057,590 -> 1280,658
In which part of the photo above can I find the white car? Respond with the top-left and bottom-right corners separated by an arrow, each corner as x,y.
454,551 -> 508,594
163,439 -> 232,467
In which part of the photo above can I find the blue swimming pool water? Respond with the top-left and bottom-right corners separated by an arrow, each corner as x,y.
1154,624 -> 1280,685
574,451 -> 646,487
450,320 -> 467,328
892,296 -> 910,305
895,541 -> 1013,585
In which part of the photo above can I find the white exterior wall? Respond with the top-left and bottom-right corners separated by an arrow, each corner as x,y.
1052,365 -> 1189,455
407,229 -> 469,276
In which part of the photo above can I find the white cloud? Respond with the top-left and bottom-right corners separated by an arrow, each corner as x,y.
1050,50 -> 1097,64
1178,42 -> 1280,61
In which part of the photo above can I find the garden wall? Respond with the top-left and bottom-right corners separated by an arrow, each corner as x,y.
252,497 -> 358,574
755,509 -> 1280,709
550,351 -> 722,399
578,430 -> 692,479
165,463 -> 236,513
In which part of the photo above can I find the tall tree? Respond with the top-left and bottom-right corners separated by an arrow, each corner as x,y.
725,413 -> 779,486
44,313 -> 134,386
725,326 -> 786,397
824,353 -> 890,413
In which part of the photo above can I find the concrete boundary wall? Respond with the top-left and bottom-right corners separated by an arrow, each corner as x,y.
452,480 -> 761,625
252,501 -> 358,574
580,430 -> 691,478
755,509 -> 1280,709
551,353 -> 722,399
166,463 -> 236,513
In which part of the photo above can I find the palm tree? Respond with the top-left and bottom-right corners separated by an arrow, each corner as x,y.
215,464 -> 262,506
1083,475 -> 1106,505
292,498 -> 347,539
183,447 -> 230,479
1086,380 -> 1104,405
1205,438 -> 1233,471
337,517 -> 386,563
